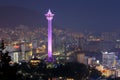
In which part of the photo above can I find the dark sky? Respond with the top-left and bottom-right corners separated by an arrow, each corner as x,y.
0,0 -> 120,32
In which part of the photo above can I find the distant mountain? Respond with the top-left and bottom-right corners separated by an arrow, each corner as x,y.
0,6 -> 45,28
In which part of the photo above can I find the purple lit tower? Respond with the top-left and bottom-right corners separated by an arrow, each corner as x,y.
45,9 -> 54,61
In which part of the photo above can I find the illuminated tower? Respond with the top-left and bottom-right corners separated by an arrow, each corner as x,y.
45,9 -> 54,61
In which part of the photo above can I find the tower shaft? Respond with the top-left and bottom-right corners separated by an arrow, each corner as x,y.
48,20 -> 52,58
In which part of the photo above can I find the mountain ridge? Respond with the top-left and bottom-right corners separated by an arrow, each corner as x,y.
0,6 -> 45,28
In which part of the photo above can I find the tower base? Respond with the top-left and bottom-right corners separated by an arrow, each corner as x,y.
45,57 -> 55,62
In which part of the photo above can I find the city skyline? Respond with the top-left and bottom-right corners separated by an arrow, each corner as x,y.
0,1 -> 120,80
0,0 -> 120,32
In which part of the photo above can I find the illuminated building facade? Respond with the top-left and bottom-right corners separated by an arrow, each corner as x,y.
45,9 -> 54,61
102,52 -> 116,68
77,53 -> 85,64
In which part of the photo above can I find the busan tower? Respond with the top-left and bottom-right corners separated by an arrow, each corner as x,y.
45,9 -> 54,61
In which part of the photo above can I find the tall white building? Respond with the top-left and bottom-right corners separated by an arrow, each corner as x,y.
102,52 -> 116,68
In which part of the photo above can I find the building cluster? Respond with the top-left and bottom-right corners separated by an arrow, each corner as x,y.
1,25 -> 120,79
71,51 -> 120,78
0,26 -> 82,61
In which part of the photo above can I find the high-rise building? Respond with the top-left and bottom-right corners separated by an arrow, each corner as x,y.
13,52 -> 19,63
45,9 -> 54,61
76,52 -> 85,64
87,57 -> 96,65
102,52 -> 116,68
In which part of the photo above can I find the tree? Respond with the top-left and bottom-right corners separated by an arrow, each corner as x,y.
2,51 -> 11,65
89,67 -> 102,79
0,40 -> 17,80
65,62 -> 89,80
49,62 -> 89,80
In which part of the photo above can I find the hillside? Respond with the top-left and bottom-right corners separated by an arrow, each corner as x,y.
0,6 -> 44,28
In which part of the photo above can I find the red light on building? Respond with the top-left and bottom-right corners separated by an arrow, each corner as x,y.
14,45 -> 20,49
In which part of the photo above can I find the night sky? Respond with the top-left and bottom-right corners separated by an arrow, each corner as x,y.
0,0 -> 120,32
